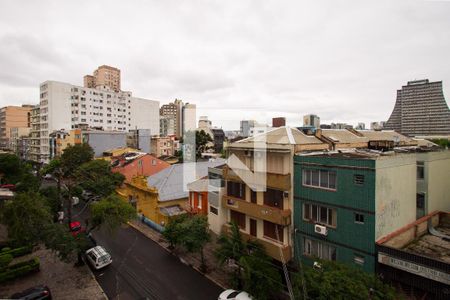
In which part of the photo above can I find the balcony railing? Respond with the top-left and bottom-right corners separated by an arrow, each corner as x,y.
223,166 -> 291,191
222,224 -> 292,262
222,195 -> 291,226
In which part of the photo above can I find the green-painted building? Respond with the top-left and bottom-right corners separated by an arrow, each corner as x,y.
293,150 -> 419,273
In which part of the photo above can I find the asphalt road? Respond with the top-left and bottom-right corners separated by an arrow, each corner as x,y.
91,225 -> 223,300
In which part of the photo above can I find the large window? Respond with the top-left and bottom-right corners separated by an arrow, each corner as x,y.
303,203 -> 337,227
303,238 -> 336,261
227,181 -> 245,199
230,210 -> 246,230
263,188 -> 284,209
302,169 -> 336,190
263,221 -> 284,243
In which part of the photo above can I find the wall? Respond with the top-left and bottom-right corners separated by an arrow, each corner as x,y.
84,131 -> 127,157
375,154 -> 417,240
130,97 -> 159,136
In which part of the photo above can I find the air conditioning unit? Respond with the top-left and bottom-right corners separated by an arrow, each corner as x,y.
314,224 -> 328,236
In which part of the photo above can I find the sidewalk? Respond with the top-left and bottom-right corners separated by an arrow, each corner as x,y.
128,220 -> 231,290
0,246 -> 107,300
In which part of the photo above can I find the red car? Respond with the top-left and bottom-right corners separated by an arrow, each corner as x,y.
69,221 -> 85,237
0,184 -> 16,191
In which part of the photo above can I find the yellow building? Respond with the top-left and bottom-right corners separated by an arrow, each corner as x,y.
117,159 -> 226,226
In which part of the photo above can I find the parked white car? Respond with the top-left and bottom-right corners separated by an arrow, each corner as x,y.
85,246 -> 112,270
218,289 -> 253,300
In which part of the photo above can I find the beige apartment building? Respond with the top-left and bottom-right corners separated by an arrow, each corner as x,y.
0,105 -> 33,149
84,65 -> 121,92
222,127 -> 329,263
151,136 -> 178,157
160,99 -> 196,139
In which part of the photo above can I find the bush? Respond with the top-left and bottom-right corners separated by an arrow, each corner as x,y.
1,247 -> 11,252
0,257 -> 40,283
0,254 -> 13,268
1,245 -> 32,258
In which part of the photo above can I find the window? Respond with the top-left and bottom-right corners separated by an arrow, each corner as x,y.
250,219 -> 257,237
263,188 -> 284,209
209,206 -> 218,215
230,210 -> 246,230
353,174 -> 365,185
417,161 -> 424,180
303,203 -> 337,227
198,194 -> 203,209
416,193 -> 425,209
227,181 -> 245,199
303,238 -> 336,261
250,190 -> 257,204
152,159 -> 156,166
263,221 -> 283,242
302,169 -> 337,190
354,213 -> 364,224
354,255 -> 365,265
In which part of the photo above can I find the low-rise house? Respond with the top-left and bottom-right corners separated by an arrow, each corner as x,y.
118,159 -> 225,227
187,176 -> 209,215
111,152 -> 170,182
150,136 -> 177,157
376,211 -> 450,300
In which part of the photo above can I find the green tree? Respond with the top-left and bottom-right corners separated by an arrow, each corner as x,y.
215,222 -> 282,299
162,214 -> 189,249
88,194 -> 136,234
180,130 -> 213,161
60,143 -> 94,176
0,153 -> 23,184
292,260 -> 397,300
431,138 -> 450,148
40,186 -> 62,220
180,215 -> 210,272
74,160 -> 125,198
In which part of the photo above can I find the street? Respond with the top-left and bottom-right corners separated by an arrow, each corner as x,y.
90,225 -> 222,300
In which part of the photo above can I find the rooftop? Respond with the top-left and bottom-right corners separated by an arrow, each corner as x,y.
233,127 -> 324,146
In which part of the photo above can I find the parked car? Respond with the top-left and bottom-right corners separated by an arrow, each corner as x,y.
85,246 -> 112,270
11,285 -> 52,299
69,221 -> 85,237
0,184 -> 16,191
218,289 -> 253,300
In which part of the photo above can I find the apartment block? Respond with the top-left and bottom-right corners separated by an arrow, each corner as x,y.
160,115 -> 175,136
303,114 -> 320,128
28,105 -> 41,162
10,127 -> 31,160
160,99 -> 196,139
222,127 -> 329,263
37,77 -> 159,163
84,65 -> 121,92
0,105 -> 33,149
150,136 -> 177,157
293,148 -> 450,273
385,79 -> 450,136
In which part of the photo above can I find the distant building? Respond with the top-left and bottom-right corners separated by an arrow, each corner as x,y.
370,122 -> 384,130
240,120 -> 256,137
385,79 -> 450,136
160,99 -> 196,139
0,105 -> 33,150
211,128 -> 225,153
272,117 -> 286,128
84,65 -> 121,92
28,105 -> 41,162
37,66 -> 160,163
330,123 -> 353,130
10,127 -> 31,160
160,116 -> 175,136
150,136 -> 177,157
127,129 -> 151,153
355,122 -> 365,130
303,114 -> 320,128
82,130 -> 128,157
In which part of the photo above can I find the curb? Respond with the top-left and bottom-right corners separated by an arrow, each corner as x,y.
84,259 -> 109,300
127,221 -> 228,290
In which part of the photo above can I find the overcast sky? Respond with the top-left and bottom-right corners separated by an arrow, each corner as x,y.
0,0 -> 449,130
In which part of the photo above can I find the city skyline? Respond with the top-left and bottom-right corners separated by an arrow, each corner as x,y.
0,1 -> 449,130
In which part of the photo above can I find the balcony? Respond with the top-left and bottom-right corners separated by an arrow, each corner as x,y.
222,195 -> 291,226
223,166 -> 291,191
222,224 -> 292,262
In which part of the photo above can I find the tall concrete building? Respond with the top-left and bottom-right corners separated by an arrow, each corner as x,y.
36,66 -> 159,163
160,99 -> 196,138
0,105 -> 33,149
385,79 -> 450,136
240,120 -> 256,137
160,116 -> 175,136
84,65 -> 121,92
303,114 -> 320,128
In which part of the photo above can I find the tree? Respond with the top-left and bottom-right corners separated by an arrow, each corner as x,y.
162,214 -> 189,249
180,215 -> 210,272
0,154 -> 39,191
60,143 -> 94,176
88,194 -> 136,234
292,260 -> 397,300
74,160 -> 125,198
215,222 -> 282,299
180,130 -> 213,161
40,186 -> 62,220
